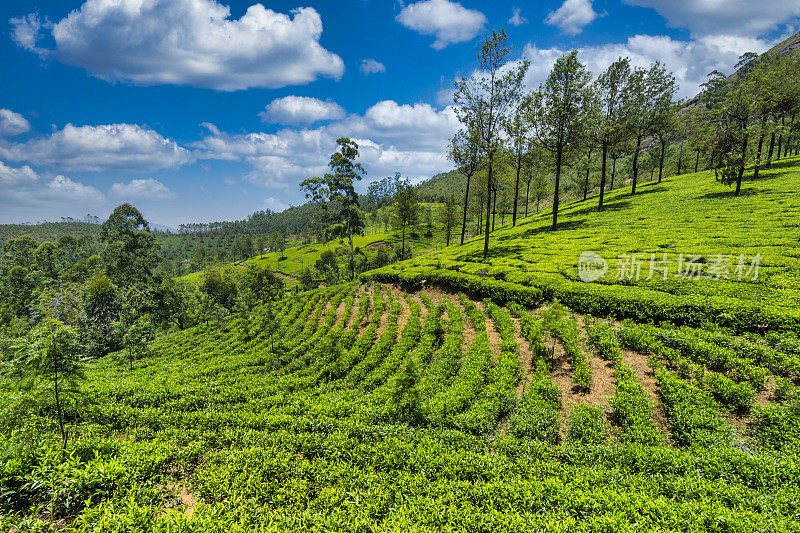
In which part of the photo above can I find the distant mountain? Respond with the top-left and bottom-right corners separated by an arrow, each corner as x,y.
766,29 -> 800,57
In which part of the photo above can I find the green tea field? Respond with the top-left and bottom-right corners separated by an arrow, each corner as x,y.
3,160 -> 800,531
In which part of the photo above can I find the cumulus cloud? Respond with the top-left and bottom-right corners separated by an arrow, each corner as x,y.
508,7 -> 528,26
0,160 -> 105,219
361,59 -> 387,75
623,0 -> 800,37
262,197 -> 289,212
259,96 -> 346,125
520,33 -> 778,99
110,178 -> 176,200
194,100 -> 459,188
396,0 -> 487,50
0,109 -> 31,137
0,123 -> 191,172
10,0 -> 344,91
545,0 -> 599,36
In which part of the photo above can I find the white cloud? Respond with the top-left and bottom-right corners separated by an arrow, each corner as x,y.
0,123 -> 191,172
520,33 -> 778,99
545,0 -> 598,36
11,0 -> 344,91
361,59 -> 387,75
509,7 -> 528,26
623,0 -> 800,37
110,178 -> 176,200
0,109 -> 31,137
262,197 -> 289,212
9,14 -> 44,53
259,96 -> 346,125
396,0 -> 487,50
194,99 -> 459,188
0,160 -> 105,219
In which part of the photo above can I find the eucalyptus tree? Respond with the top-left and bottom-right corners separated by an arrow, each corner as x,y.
454,29 -> 528,261
439,194 -> 459,246
503,93 -> 534,225
654,105 -> 679,183
593,57 -> 631,210
531,50 -> 594,230
301,137 -> 366,278
448,127 -> 481,244
394,181 -> 419,260
621,62 -> 678,195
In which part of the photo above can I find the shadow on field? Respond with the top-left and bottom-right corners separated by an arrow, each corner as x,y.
700,188 -> 762,199
630,185 -> 667,197
518,219 -> 587,237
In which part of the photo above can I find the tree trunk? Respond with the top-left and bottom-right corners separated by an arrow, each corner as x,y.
754,117 -> 766,180
552,145 -> 562,230
777,115 -> 784,160
483,154 -> 493,261
610,156 -> 617,190
766,130 -> 776,168
694,150 -> 700,173
512,150 -> 521,226
583,147 -> 592,201
460,172 -> 471,245
524,181 -> 530,217
735,133 -> 748,196
677,140 -> 684,175
658,138 -> 666,183
784,114 -> 794,158
631,136 -> 642,195
598,140 -> 608,211
491,187 -> 497,232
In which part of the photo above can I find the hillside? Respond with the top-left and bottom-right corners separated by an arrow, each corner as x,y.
367,157 -> 800,333
0,221 -> 102,243
3,159 -> 800,530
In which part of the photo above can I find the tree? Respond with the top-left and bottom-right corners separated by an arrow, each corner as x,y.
454,29 -> 528,261
439,194 -> 460,246
532,50 -> 594,230
270,232 -> 286,258
594,57 -> 631,210
301,138 -> 366,279
120,317 -> 154,371
504,93 -> 534,225
621,63 -> 677,195
10,319 -> 83,450
99,204 -> 159,284
255,235 -> 266,259
448,128 -> 481,244
394,181 -> 419,260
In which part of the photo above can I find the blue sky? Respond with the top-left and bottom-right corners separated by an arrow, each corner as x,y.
1,0 -> 798,227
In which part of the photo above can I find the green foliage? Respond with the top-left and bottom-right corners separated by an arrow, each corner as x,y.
567,403 -> 607,445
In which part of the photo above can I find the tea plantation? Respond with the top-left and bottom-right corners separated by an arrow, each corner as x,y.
2,161 -> 800,531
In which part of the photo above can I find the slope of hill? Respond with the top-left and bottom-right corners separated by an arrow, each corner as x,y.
2,160 -> 800,530
367,157 -> 800,333
0,221 -> 102,243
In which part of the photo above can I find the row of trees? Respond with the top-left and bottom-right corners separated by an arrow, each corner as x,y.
449,29 -> 800,262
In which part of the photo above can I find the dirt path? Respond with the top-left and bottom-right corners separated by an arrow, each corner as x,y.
475,300 -> 502,362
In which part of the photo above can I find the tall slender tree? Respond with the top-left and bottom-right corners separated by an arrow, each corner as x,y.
454,29 -> 528,261
594,57 -> 631,210
448,127 -> 481,245
621,62 -> 678,195
532,50 -> 594,230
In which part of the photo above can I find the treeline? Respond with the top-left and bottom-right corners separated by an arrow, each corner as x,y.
447,29 -> 800,261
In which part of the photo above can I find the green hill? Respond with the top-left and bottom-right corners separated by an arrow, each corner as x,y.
367,157 -> 800,333
3,160 -> 800,530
